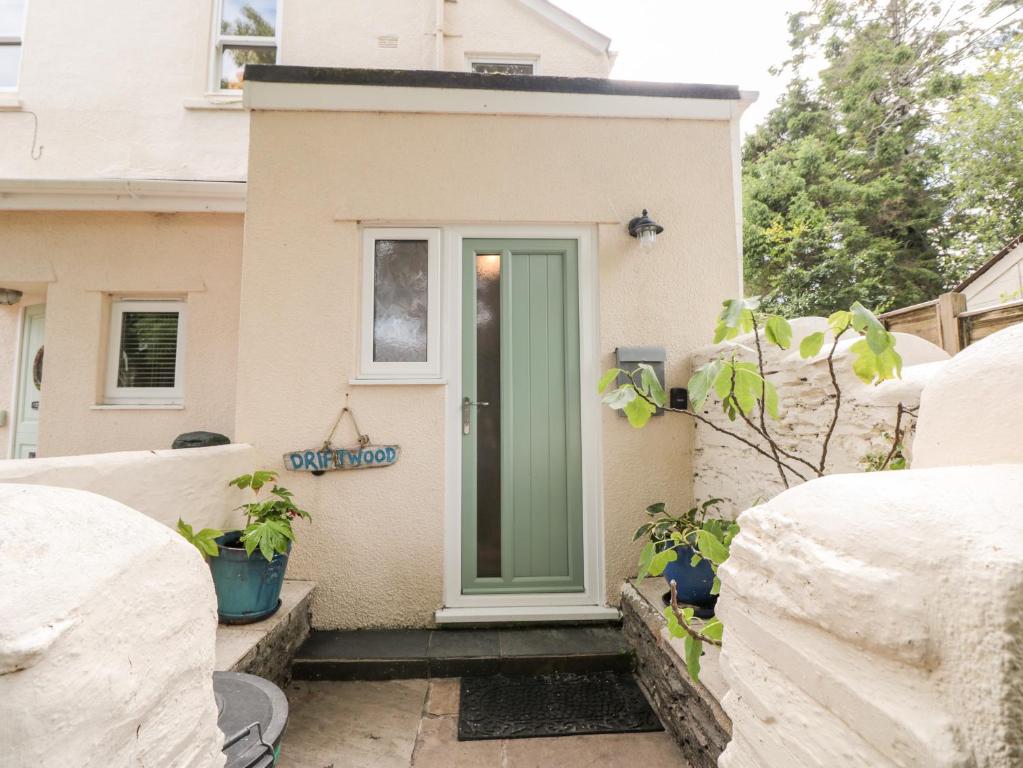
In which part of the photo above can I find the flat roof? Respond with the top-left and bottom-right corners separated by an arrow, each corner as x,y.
244,66 -> 742,102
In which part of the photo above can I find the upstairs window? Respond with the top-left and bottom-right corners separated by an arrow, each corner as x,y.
105,299 -> 187,405
468,56 -> 537,76
213,0 -> 279,91
0,0 -> 27,89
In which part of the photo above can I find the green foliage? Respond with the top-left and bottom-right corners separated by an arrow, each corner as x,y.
740,1 -> 1020,314
179,471 -> 311,563
230,470 -> 312,562
636,498 -> 737,682
939,33 -> 1023,282
176,519 -> 224,560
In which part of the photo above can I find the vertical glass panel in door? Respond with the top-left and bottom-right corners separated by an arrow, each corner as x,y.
476,254 -> 502,577
373,239 -> 429,363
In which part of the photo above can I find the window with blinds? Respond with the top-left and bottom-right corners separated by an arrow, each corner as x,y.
105,299 -> 186,404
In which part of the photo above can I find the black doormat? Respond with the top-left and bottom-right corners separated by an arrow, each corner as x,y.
457,672 -> 663,741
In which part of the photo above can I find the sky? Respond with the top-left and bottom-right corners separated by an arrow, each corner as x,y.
553,0 -> 810,134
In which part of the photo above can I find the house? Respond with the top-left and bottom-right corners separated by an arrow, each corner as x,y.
955,234 -> 1023,310
0,0 -> 755,624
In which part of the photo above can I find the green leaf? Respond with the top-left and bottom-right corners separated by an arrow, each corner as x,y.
764,315 -> 793,349
827,311 -> 852,336
598,368 -> 622,394
683,635 -> 703,681
696,529 -> 730,565
799,331 -> 826,359
710,576 -> 722,595
632,522 -> 654,542
701,619 -> 724,642
649,546 -> 678,577
645,502 -> 666,516
690,552 -> 703,567
624,395 -> 656,428
602,384 -> 636,410
638,363 -> 667,407
637,541 -> 656,581
762,379 -> 780,419
687,360 -> 723,411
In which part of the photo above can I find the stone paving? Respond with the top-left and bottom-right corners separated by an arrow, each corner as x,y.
277,678 -> 689,767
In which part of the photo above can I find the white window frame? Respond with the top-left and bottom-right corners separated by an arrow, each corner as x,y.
358,228 -> 442,382
208,0 -> 281,94
466,54 -> 540,76
0,0 -> 28,91
104,299 -> 187,405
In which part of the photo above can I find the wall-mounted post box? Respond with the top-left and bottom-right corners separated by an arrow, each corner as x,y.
614,346 -> 666,418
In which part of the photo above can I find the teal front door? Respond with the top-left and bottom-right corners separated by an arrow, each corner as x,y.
461,239 -> 584,594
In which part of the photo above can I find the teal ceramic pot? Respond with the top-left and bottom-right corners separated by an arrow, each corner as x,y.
209,531 -> 290,625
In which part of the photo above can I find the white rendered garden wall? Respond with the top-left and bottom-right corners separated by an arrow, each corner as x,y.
716,323 -> 1023,767
0,485 -> 224,768
0,443 -> 256,530
691,317 -> 949,515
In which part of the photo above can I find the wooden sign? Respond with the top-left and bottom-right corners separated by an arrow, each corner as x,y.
284,445 -> 400,473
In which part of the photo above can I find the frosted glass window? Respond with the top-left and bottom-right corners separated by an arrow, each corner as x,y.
373,240 -> 429,363
359,229 -> 441,380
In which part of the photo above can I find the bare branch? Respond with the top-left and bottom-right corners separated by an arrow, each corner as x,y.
751,314 -> 790,489
669,580 -> 722,647
818,326 -> 848,473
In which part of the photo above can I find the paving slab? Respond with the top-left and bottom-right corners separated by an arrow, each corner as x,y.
411,715 -> 503,768
426,678 -> 460,716
277,679 -> 427,768
502,731 -> 688,767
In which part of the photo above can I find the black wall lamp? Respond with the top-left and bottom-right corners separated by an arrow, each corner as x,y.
627,209 -> 664,250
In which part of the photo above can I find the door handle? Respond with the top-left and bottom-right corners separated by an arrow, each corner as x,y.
462,397 -> 490,435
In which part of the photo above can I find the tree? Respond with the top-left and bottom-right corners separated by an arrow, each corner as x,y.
743,1 -> 1007,315
938,31 -> 1023,281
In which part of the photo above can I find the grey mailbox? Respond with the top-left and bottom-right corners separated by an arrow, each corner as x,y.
615,346 -> 666,417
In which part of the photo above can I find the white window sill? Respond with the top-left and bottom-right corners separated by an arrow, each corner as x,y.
435,606 -> 621,625
91,404 -> 185,410
0,92 -> 23,111
349,378 -> 448,386
183,94 -> 243,111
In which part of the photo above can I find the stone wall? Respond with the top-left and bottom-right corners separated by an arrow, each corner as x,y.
0,484 -> 224,768
691,317 -> 949,516
716,323 -> 1023,767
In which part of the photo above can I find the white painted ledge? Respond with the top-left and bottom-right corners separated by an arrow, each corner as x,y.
183,94 -> 244,111
0,178 -> 247,213
348,378 -> 448,386
435,605 -> 621,624
90,404 -> 185,410
0,92 -> 22,111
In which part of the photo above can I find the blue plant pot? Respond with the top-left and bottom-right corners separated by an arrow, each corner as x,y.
209,531 -> 291,625
661,543 -> 717,609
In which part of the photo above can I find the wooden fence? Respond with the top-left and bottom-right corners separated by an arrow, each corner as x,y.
880,292 -> 1023,354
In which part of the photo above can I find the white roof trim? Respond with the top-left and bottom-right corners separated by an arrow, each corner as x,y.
244,81 -> 756,121
0,179 -> 246,213
514,0 -> 611,53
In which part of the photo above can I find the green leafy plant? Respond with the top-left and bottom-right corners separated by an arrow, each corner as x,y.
600,298 -> 910,488
177,470 -> 311,563
229,471 -> 311,562
632,500 -> 738,682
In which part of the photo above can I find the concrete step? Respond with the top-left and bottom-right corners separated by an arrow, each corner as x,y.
291,626 -> 633,681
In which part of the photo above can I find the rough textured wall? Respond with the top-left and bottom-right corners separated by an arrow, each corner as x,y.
0,444 -> 256,530
913,322 -> 1023,468
0,484 -> 224,768
716,323 -> 1023,767
240,109 -> 741,627
691,317 -> 949,516
0,211 -> 243,457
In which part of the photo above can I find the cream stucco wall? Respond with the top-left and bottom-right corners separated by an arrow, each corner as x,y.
238,108 -> 741,628
1,0 -> 609,180
0,211 -> 243,457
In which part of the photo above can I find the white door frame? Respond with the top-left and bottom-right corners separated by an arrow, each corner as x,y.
437,224 -> 612,622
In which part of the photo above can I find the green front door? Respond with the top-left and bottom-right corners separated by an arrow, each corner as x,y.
461,239 -> 584,594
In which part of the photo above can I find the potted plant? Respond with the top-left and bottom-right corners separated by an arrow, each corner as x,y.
633,498 -> 737,614
178,470 -> 311,625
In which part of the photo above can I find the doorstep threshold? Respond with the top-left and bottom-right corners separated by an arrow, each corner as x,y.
435,605 -> 621,625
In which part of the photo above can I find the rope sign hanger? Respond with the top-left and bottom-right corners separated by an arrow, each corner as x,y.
283,394 -> 401,475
